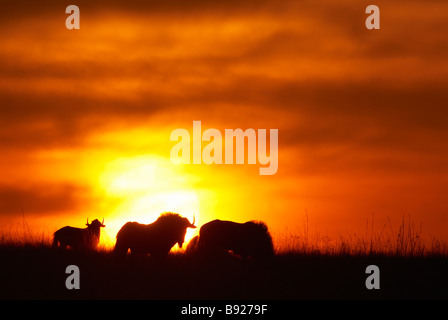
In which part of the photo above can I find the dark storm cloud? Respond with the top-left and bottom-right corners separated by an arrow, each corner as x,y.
1,0 -> 447,162
0,183 -> 92,216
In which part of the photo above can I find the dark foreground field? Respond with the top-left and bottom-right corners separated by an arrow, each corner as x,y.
0,245 -> 447,300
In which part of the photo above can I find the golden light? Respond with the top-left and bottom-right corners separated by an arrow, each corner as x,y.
98,155 -> 200,250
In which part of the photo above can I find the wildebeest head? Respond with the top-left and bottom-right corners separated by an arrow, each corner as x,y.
86,218 -> 106,228
164,214 -> 196,248
86,218 -> 106,239
86,218 -> 105,232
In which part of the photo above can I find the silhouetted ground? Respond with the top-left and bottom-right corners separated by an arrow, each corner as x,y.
0,245 -> 447,300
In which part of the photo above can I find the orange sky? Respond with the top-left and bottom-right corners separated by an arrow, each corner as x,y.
1,0 -> 448,247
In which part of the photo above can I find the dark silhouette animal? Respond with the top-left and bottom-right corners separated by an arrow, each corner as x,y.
52,218 -> 105,250
196,219 -> 274,259
114,212 -> 196,257
186,235 -> 199,253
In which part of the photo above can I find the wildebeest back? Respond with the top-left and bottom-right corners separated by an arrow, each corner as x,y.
198,219 -> 274,258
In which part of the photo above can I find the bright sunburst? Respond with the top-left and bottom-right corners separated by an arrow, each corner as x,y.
98,156 -> 200,249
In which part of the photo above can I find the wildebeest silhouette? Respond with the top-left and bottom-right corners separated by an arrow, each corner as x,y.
114,212 -> 196,257
186,235 -> 199,253
52,218 -> 105,250
196,219 -> 274,259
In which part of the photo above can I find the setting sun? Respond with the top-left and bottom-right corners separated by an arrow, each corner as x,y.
98,156 -> 200,248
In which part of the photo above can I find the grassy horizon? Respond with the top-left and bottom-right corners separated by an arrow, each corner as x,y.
1,215 -> 447,300
274,214 -> 448,257
1,214 -> 447,257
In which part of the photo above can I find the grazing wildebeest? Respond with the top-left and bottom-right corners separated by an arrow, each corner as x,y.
52,218 -> 105,250
185,235 -> 199,254
114,212 -> 196,257
197,219 -> 274,259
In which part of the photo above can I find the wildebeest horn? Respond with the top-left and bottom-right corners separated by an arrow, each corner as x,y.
189,213 -> 196,228
86,218 -> 89,226
102,217 -> 105,226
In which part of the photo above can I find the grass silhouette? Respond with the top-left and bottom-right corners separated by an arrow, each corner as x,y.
275,214 -> 447,257
0,215 -> 447,299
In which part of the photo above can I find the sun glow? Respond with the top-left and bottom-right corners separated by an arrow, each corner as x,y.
98,156 -> 200,249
